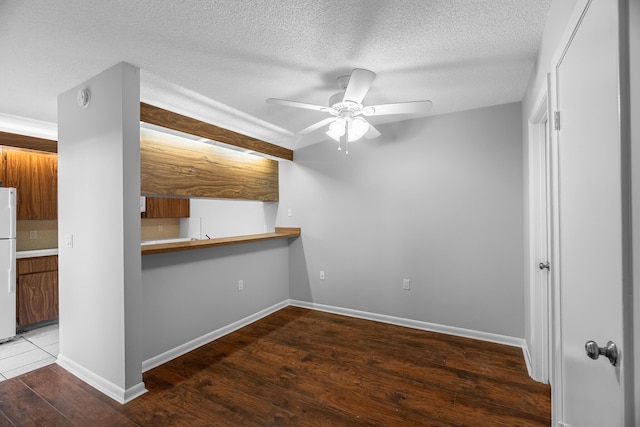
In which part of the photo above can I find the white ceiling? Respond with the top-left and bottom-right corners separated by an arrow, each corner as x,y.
0,0 -> 551,149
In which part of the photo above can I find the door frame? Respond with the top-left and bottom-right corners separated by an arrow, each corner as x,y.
548,0 -> 635,424
526,75 -> 552,384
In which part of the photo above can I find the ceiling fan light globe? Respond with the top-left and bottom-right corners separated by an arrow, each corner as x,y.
329,119 -> 346,135
326,119 -> 346,141
326,129 -> 341,142
348,117 -> 369,142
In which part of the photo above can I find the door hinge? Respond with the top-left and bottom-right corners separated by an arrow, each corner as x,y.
553,111 -> 560,130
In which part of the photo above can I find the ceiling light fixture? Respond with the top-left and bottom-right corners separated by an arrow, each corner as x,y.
325,116 -> 370,155
266,68 -> 433,155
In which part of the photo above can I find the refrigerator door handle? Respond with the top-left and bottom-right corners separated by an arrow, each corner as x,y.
8,241 -> 14,293
9,190 -> 15,239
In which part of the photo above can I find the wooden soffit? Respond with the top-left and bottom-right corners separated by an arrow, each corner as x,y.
140,103 -> 293,161
140,129 -> 279,201
0,131 -> 57,153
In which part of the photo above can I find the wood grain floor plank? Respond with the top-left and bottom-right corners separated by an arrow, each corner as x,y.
254,316 -> 551,417
18,366 -> 136,427
0,377 -> 72,426
0,307 -> 550,426
0,410 -> 16,427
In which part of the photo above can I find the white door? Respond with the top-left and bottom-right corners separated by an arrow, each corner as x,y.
554,0 -> 631,425
528,86 -> 552,384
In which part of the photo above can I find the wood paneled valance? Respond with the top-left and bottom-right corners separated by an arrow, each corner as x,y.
140,103 -> 293,161
140,129 -> 279,201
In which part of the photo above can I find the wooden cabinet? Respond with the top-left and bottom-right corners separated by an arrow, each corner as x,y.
16,256 -> 58,328
1,147 -> 57,219
141,196 -> 190,218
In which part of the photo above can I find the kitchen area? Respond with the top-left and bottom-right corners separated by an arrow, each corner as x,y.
0,143 -> 60,380
0,63 -> 302,403
0,99 -> 297,383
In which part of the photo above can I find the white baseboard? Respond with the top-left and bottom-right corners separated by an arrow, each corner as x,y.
142,298 -> 527,378
289,299 -> 527,350
61,299 -> 529,405
522,341 -> 533,377
56,354 -> 147,404
142,299 -> 289,372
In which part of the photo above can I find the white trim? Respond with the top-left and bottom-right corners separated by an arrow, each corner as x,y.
522,342 -> 533,378
141,299 -> 289,372
0,112 -> 57,140
140,70 -> 297,150
548,1 -> 591,424
142,298 -> 530,379
289,300 -> 527,349
526,75 -> 551,384
56,354 -> 148,404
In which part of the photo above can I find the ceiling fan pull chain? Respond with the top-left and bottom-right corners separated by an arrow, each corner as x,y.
345,123 -> 349,155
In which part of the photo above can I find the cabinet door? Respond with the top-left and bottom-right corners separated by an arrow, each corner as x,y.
17,270 -> 58,326
2,148 -> 57,219
141,196 -> 189,218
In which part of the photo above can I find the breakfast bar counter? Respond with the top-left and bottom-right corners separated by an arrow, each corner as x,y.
140,227 -> 301,256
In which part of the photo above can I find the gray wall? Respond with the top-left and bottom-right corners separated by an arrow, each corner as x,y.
279,102 -> 525,338
141,239 -> 289,361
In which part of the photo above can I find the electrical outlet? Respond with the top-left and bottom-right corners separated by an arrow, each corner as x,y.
403,279 -> 411,290
287,207 -> 293,217
238,279 -> 244,291
158,225 -> 163,232
65,234 -> 73,248
320,270 -> 325,280
29,230 -> 37,240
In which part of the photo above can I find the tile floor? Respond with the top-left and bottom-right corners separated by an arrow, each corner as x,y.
0,323 -> 59,381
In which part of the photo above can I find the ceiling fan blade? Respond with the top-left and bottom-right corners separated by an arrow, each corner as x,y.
364,123 -> 381,140
342,69 -> 376,104
266,98 -> 334,113
362,100 -> 432,116
297,117 -> 336,135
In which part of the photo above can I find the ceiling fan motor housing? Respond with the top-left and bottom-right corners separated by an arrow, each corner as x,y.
329,91 -> 363,118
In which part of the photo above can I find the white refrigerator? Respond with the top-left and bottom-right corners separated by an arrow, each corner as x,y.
0,188 -> 16,342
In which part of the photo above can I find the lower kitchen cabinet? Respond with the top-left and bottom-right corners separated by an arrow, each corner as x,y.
16,255 -> 58,328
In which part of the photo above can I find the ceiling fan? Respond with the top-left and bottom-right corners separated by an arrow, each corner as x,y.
266,68 -> 432,154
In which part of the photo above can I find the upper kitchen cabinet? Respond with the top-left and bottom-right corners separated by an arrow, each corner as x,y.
141,196 -> 190,218
140,104 -> 289,202
1,147 -> 57,219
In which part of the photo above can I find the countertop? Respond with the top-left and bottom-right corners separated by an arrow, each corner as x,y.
14,228 -> 301,258
16,248 -> 59,259
141,227 -> 301,256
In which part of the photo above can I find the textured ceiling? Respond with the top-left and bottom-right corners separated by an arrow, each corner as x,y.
0,0 -> 551,148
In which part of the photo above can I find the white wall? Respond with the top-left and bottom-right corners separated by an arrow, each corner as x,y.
278,102 -> 524,338
141,239 -> 289,363
57,62 -> 144,402
186,198 -> 277,239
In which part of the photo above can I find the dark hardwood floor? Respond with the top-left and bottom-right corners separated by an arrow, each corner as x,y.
0,306 -> 551,426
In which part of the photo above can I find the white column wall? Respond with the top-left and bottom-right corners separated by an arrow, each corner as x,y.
57,62 -> 144,403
